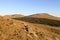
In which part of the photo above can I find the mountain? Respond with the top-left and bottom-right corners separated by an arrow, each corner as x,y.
28,13 -> 60,20
0,13 -> 60,40
4,14 -> 24,18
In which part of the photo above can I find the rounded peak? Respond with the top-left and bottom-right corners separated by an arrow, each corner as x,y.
29,13 -> 52,17
4,14 -> 24,18
35,13 -> 50,16
5,14 -> 24,16
28,13 -> 60,20
11,14 -> 24,16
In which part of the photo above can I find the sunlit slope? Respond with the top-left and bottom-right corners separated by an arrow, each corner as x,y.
0,16 -> 27,40
12,13 -> 60,40
28,13 -> 60,20
0,14 -> 60,40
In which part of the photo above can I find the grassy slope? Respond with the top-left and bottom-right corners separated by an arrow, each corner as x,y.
0,16 -> 27,40
13,15 -> 60,40
0,15 -> 60,40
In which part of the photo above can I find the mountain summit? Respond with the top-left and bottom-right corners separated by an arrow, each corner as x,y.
28,13 -> 60,20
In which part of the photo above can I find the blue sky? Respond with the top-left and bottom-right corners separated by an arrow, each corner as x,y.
0,0 -> 60,17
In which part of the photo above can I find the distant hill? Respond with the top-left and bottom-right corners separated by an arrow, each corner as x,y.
4,14 -> 24,18
28,13 -> 60,20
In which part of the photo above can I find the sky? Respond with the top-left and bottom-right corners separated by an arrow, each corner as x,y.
0,0 -> 60,17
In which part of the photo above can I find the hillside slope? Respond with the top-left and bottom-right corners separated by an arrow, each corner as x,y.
0,16 -> 27,40
28,13 -> 60,20
0,14 -> 60,40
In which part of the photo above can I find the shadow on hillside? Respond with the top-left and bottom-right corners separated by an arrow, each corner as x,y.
13,17 -> 60,27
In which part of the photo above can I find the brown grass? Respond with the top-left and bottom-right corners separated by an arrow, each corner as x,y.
0,13 -> 60,40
